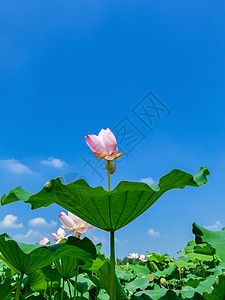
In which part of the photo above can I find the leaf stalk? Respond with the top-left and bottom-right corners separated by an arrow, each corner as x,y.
15,273 -> 24,300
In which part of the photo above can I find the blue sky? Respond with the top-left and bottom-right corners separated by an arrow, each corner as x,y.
0,0 -> 225,258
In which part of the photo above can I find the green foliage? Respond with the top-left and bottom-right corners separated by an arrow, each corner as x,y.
0,277 -> 15,299
0,166 -> 216,299
193,223 -> 225,262
0,234 -> 96,274
1,229 -> 225,299
1,167 -> 209,231
25,270 -> 47,291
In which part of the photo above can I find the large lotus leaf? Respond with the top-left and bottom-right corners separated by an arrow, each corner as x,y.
131,264 -> 150,277
192,223 -> 225,262
203,272 -> 225,300
1,167 -> 210,231
181,271 -> 224,299
98,289 -> 110,300
131,289 -> 175,300
178,240 -> 217,261
88,259 -> 128,300
86,253 -> 106,273
77,273 -> 96,294
125,277 -> 150,293
41,264 -> 61,282
55,256 -> 78,279
116,269 -> 133,281
153,265 -> 177,279
0,278 -> 15,300
0,234 -> 96,274
26,270 -> 47,291
132,289 -> 204,300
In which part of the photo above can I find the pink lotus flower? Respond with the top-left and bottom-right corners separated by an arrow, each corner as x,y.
59,212 -> 94,236
50,228 -> 66,244
139,254 -> 147,262
85,128 -> 123,160
39,237 -> 49,245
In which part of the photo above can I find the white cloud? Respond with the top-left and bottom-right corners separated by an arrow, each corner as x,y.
148,229 -> 160,237
86,231 -> 108,245
92,234 -> 107,244
204,221 -> 222,231
0,214 -> 23,228
29,217 -> 57,228
41,157 -> 67,168
14,229 -> 34,239
14,229 -> 43,243
139,177 -> 155,185
0,159 -> 33,174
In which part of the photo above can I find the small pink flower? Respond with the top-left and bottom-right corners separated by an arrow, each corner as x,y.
59,211 -> 94,236
50,228 -> 66,244
139,254 -> 147,262
39,237 -> 49,245
178,267 -> 184,272
85,128 -> 123,161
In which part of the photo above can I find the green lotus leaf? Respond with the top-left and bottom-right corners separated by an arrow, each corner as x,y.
132,289 -> 204,300
116,269 -> 133,281
193,223 -> 225,262
181,272 -> 223,299
26,270 -> 47,291
97,260 -> 128,300
131,289 -> 174,300
202,272 -> 225,300
41,264 -> 61,283
125,277 -> 150,293
77,273 -> 96,294
86,259 -> 128,300
178,240 -> 217,261
0,234 -> 96,275
131,264 -> 150,277
0,278 -> 15,300
1,167 -> 210,231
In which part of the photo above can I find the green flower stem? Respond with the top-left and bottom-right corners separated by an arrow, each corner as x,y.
72,245 -> 79,300
179,271 -> 181,281
107,162 -> 111,191
15,273 -> 24,300
50,281 -> 53,298
110,231 -> 116,300
67,279 -> 72,299
73,267 -> 79,300
107,161 -> 116,300
61,279 -> 65,300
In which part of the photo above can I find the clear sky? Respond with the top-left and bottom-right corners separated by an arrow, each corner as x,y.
0,0 -> 224,258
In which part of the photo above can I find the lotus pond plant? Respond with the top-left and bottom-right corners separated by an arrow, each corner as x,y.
0,128 -> 211,299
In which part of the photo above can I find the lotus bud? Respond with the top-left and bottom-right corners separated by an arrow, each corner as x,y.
160,277 -> 167,285
105,160 -> 116,175
148,274 -> 154,282
39,237 -> 49,245
85,128 -> 123,161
